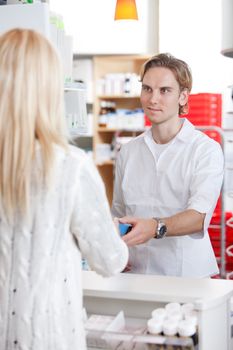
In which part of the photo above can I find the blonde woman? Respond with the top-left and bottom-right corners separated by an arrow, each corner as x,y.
0,29 -> 128,350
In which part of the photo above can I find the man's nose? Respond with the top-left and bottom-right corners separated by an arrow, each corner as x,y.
149,90 -> 160,103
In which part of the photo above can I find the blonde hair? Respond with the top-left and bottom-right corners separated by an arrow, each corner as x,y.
140,53 -> 192,115
0,28 -> 68,222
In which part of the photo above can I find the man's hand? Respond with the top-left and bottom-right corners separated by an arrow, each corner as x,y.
119,210 -> 206,247
119,216 -> 156,246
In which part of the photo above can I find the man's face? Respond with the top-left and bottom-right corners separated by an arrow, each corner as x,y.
140,67 -> 188,126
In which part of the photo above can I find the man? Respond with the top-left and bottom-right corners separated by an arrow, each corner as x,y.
112,53 -> 224,277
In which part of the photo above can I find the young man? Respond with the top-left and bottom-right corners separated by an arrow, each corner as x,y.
112,53 -> 224,277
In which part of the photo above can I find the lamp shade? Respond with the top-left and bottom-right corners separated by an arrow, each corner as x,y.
114,0 -> 138,20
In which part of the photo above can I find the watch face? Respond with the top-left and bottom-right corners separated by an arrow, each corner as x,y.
157,222 -> 167,238
159,225 -> 167,237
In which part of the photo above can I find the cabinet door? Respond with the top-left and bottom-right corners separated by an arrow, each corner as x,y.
0,3 -> 50,37
49,0 -> 158,55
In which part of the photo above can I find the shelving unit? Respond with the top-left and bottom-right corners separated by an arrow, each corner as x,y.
93,55 -> 150,204
83,271 -> 233,350
64,82 -> 88,136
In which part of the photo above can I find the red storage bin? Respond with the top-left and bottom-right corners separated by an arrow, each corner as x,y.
209,212 -> 233,272
212,196 -> 222,215
209,211 -> 233,243
185,93 -> 222,127
204,130 -> 222,144
144,114 -> 151,127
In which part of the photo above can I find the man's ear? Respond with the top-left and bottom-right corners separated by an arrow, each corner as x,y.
179,89 -> 189,107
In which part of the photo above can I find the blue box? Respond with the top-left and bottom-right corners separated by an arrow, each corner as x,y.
119,223 -> 132,236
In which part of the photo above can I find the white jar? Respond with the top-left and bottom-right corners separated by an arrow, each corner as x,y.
151,307 -> 167,322
181,302 -> 195,317
177,319 -> 196,337
162,319 -> 178,336
147,318 -> 163,335
165,302 -> 181,314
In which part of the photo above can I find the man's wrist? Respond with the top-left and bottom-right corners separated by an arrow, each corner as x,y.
152,217 -> 167,239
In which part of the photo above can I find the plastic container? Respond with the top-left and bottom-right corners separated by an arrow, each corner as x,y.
165,302 -> 181,313
166,310 -> 183,322
162,319 -> 178,336
181,303 -> 195,317
151,307 -> 167,322
184,311 -> 198,327
185,92 -> 222,127
177,319 -> 198,346
147,318 -> 163,335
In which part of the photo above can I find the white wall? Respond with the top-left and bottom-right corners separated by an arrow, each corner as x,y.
159,0 -> 233,211
159,0 -> 233,93
49,0 -> 158,55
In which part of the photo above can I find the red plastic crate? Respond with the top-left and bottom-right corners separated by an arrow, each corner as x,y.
185,93 -> 222,127
209,212 -> 233,242
209,212 -> 233,272
203,130 -> 222,144
144,114 -> 151,127
187,116 -> 221,127
188,93 -> 222,104
212,196 -> 222,214
210,211 -> 232,225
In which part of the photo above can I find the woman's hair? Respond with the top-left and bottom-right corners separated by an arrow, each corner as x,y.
0,28 -> 68,222
140,53 -> 193,115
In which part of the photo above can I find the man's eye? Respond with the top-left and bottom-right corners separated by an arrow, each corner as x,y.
161,88 -> 170,93
142,86 -> 150,92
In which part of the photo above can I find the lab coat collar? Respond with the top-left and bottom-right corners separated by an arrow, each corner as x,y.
176,118 -> 196,143
143,118 -> 195,145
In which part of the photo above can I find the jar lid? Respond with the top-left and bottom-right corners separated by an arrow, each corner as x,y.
184,311 -> 198,326
178,319 -> 196,337
165,302 -> 181,313
166,310 -> 183,322
151,307 -> 167,321
147,318 -> 163,335
181,303 -> 195,316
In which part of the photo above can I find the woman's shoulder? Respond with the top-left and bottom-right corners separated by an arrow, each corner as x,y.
67,144 -> 87,160
53,144 -> 94,174
54,144 -> 87,160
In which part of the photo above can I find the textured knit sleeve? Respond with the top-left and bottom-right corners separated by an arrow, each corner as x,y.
70,156 -> 128,277
111,149 -> 126,218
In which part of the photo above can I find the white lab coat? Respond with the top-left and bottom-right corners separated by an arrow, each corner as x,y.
0,145 -> 128,350
112,118 -> 224,277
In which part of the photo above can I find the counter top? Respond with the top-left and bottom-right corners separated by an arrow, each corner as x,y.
83,271 -> 233,310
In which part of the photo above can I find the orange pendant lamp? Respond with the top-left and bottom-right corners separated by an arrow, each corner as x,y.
114,0 -> 138,20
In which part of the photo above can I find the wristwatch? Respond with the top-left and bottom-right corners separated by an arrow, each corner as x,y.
153,218 -> 167,239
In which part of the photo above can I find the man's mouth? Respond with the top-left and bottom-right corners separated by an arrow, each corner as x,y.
147,107 -> 162,112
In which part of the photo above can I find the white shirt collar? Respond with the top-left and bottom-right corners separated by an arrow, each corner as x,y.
143,118 -> 195,145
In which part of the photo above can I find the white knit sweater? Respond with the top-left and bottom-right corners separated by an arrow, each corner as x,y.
0,145 -> 128,350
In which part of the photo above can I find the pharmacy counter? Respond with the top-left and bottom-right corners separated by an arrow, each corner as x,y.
83,270 -> 233,350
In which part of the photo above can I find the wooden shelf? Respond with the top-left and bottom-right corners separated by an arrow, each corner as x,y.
93,54 -> 151,205
97,127 -> 145,133
97,127 -> 118,132
96,160 -> 114,166
97,95 -> 140,99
